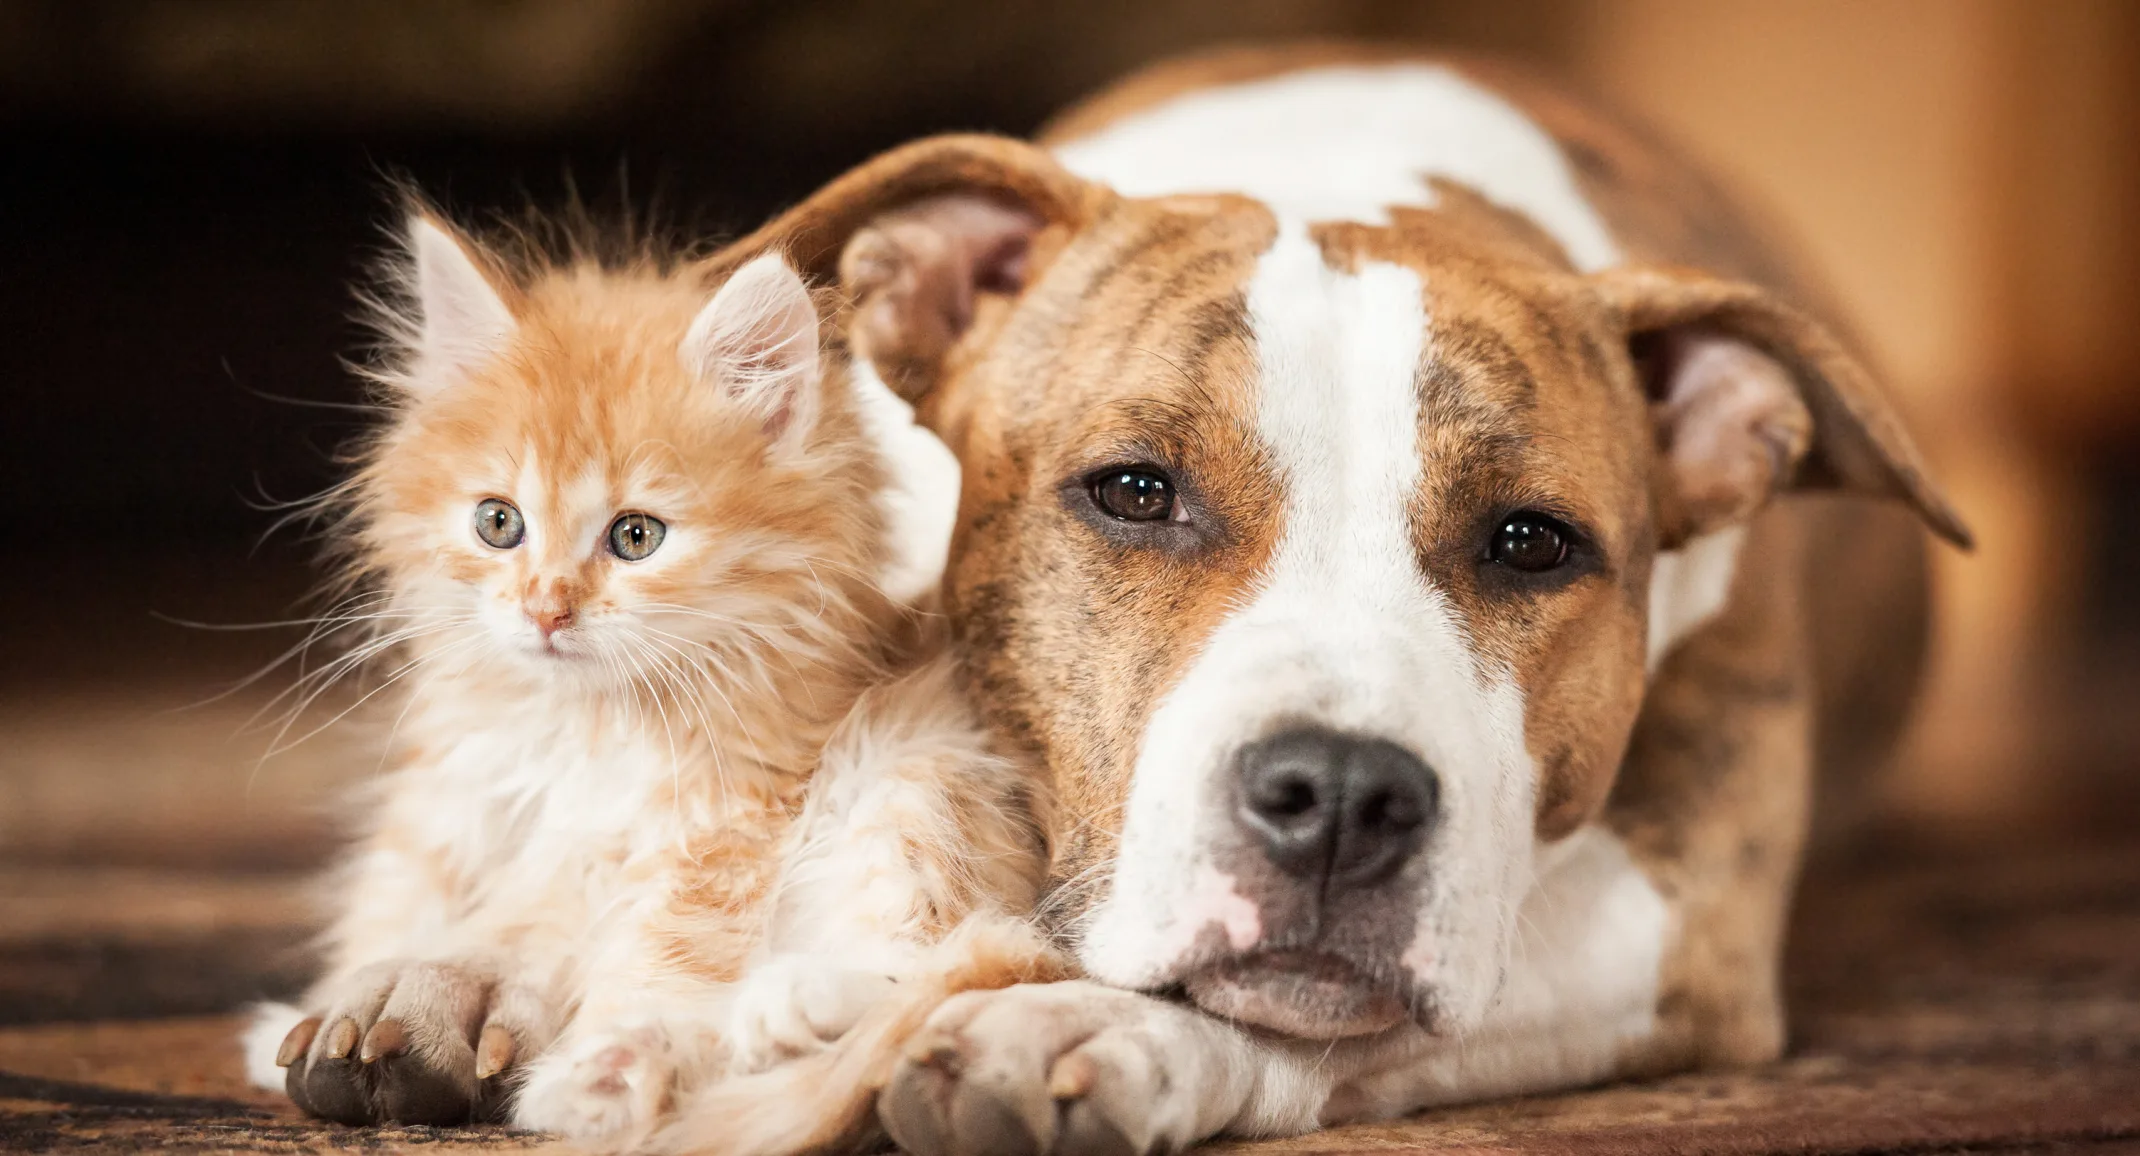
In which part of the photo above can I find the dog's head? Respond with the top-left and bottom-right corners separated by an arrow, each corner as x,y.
718,134 -> 1970,1039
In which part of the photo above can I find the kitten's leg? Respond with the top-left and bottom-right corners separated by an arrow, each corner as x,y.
512,854 -> 774,1143
263,827 -> 564,1124
729,655 -> 1048,1071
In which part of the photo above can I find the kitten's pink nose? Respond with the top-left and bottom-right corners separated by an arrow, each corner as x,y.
527,603 -> 574,638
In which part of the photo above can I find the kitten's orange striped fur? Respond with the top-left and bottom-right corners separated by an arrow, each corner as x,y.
240,208 -> 1047,1146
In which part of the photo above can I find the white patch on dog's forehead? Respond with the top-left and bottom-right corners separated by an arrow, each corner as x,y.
1078,224 -> 1536,1013
1052,63 -> 1621,272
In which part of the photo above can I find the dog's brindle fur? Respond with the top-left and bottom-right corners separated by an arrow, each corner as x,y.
706,45 -> 1968,1155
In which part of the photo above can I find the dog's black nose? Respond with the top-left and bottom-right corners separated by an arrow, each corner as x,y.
1235,728 -> 1437,887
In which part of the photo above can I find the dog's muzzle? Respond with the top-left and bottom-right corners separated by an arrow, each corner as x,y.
1179,727 -> 1441,1039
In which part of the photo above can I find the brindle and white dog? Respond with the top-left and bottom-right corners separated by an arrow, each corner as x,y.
709,44 -> 1972,1156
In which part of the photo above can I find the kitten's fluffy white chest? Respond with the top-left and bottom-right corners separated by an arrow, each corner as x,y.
375,693 -> 769,944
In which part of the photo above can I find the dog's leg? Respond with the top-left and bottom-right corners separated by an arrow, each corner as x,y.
880,980 -> 1326,1156
1608,523 -> 1815,1072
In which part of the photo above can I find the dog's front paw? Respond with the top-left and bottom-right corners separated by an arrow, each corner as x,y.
511,1027 -> 672,1145
277,960 -> 547,1126
880,981 -> 1220,1156
727,956 -> 899,1073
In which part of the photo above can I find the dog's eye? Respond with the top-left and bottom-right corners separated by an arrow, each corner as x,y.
1488,512 -> 1570,572
473,499 -> 525,550
1090,469 -> 1179,523
608,513 -> 667,561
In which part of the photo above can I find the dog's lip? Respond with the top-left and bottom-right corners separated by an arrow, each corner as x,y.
1179,949 -> 1419,1040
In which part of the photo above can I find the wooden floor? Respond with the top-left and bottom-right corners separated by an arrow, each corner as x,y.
3,559 -> 2138,1153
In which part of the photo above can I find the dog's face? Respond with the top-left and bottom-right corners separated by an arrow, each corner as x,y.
729,136 -> 1965,1041
925,194 -> 1664,1038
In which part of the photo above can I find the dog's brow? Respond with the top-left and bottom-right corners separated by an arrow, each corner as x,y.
1072,394 -> 1210,464
1421,317 -> 1539,419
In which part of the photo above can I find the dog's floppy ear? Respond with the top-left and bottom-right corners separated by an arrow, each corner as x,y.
702,134 -> 1100,401
1589,264 -> 1973,550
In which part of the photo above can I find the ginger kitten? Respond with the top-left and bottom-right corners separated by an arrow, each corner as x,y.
242,210 -> 1043,1142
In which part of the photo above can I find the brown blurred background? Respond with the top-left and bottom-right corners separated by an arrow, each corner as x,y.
2,0 -> 2137,952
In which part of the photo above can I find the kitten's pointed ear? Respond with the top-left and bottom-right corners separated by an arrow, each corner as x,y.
404,214 -> 515,392
682,252 -> 822,440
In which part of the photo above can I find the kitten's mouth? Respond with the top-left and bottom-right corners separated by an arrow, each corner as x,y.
519,632 -> 581,660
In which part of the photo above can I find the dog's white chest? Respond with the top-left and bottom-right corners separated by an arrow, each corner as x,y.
1052,63 -> 1620,271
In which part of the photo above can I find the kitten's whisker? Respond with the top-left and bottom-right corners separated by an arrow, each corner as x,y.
240,617 -> 472,734
611,633 -> 699,810
619,631 -> 730,810
630,632 -> 725,763
182,592 -> 414,708
257,627 -> 485,761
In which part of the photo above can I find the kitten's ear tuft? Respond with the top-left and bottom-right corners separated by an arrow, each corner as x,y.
402,214 -> 515,393
682,253 -> 822,440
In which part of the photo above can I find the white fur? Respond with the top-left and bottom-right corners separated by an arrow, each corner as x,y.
1077,223 -> 1537,1033
683,253 -> 823,438
847,358 -> 960,605
242,1001 -> 306,1090
1646,526 -> 1747,672
1053,64 -> 1621,272
407,217 -> 516,390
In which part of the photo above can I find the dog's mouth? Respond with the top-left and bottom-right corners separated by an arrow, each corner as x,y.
1181,950 -> 1414,1039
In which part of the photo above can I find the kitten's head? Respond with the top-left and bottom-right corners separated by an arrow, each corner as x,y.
342,213 -> 884,696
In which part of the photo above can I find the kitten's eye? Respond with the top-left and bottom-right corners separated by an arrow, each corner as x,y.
473,499 -> 525,549
1090,468 -> 1180,523
608,513 -> 667,561
1488,511 -> 1572,573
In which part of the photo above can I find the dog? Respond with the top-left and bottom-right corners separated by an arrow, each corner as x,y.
702,43 -> 1972,1155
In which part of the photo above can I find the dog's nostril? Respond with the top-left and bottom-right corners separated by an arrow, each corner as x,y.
1358,789 -> 1411,833
1331,738 -> 1437,886
1251,775 -> 1321,818
1236,730 -> 1346,879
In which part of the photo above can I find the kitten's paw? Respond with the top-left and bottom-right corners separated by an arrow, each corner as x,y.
726,956 -> 898,1073
511,1027 -> 672,1145
277,960 -> 551,1126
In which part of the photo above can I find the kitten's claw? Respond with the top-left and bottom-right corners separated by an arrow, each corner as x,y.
322,1017 -> 359,1060
475,1024 -> 517,1080
359,1018 -> 407,1063
276,1017 -> 321,1067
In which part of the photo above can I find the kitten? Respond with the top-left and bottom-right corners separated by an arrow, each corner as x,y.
241,209 -> 1044,1142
